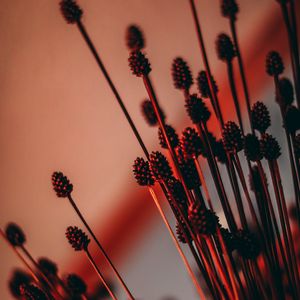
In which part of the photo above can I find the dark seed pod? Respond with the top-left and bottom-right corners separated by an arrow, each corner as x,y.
197,70 -> 218,99
59,0 -> 82,24
284,106 -> 300,133
5,223 -> 26,247
166,177 -> 188,207
260,134 -> 281,160
132,157 -> 155,186
65,226 -> 90,251
235,230 -> 260,260
149,151 -> 173,181
9,269 -> 32,297
220,227 -> 237,252
141,99 -> 165,126
158,125 -> 179,149
20,284 -> 49,300
52,171 -> 73,198
216,33 -> 236,62
278,77 -> 294,106
126,25 -> 145,51
128,50 -> 151,77
38,258 -> 58,278
179,159 -> 201,190
185,94 -> 211,124
222,121 -> 244,153
188,203 -> 218,235
176,222 -> 191,244
266,51 -> 284,76
294,134 -> 300,158
181,127 -> 203,159
221,0 -> 239,20
171,57 -> 193,91
244,134 -> 263,161
66,274 -> 87,295
251,101 -> 271,134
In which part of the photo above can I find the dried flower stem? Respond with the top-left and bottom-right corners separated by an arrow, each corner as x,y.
67,195 -> 134,299
85,249 -> 117,300
148,187 -> 206,298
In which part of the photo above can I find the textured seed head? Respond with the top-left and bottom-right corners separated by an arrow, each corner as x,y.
260,134 -> 281,160
251,101 -> 271,134
126,25 -> 145,51
266,51 -> 284,76
52,171 -> 73,198
222,121 -> 244,153
244,134 -> 263,161
5,223 -> 26,247
9,269 -> 32,297
294,134 -> 300,158
38,258 -> 58,277
158,125 -> 179,149
285,106 -> 300,133
185,94 -> 211,124
20,284 -> 49,300
132,157 -> 155,186
278,77 -> 294,106
181,127 -> 203,159
66,274 -> 87,295
235,230 -> 260,259
149,151 -> 173,181
166,177 -> 188,207
141,99 -> 165,126
128,50 -> 151,77
176,221 -> 191,244
188,204 -> 218,235
216,33 -> 236,62
59,0 -> 82,24
65,226 -> 90,251
179,159 -> 201,190
221,0 -> 239,20
197,70 -> 218,99
171,57 -> 193,91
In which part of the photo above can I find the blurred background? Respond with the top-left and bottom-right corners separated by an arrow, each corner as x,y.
0,0 -> 298,299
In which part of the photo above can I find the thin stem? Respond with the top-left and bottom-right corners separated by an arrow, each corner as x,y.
85,249 -> 118,300
67,195 -> 134,299
148,187 -> 205,298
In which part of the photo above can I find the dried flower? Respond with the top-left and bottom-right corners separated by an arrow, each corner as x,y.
284,106 -> 300,133
176,222 -> 191,244
179,159 -> 201,190
260,134 -> 281,160
244,134 -> 263,161
9,269 -> 32,297
158,125 -> 179,149
20,284 -> 49,300
278,77 -> 294,106
251,101 -> 271,134
185,94 -> 211,124
266,51 -> 284,76
222,121 -> 244,153
128,50 -> 151,77
221,0 -> 239,20
66,273 -> 87,295
181,127 -> 203,159
216,33 -> 236,62
5,223 -> 26,247
196,70 -> 218,99
133,157 -> 155,186
171,57 -> 193,91
166,177 -> 188,207
52,171 -> 73,198
141,99 -> 165,126
149,151 -> 173,181
126,25 -> 145,51
65,226 -> 90,251
60,0 -> 82,24
38,258 -> 58,277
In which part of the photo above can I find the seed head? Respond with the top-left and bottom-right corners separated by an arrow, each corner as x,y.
260,134 -> 281,160
126,25 -> 145,51
65,226 -> 90,251
166,177 -> 188,207
128,50 -> 151,77
176,222 -> 191,244
9,269 -> 32,297
244,134 -> 263,161
179,159 -> 201,189
188,204 -> 218,235
284,106 -> 300,133
180,127 -> 203,159
185,94 -> 211,124
171,57 -> 193,91
149,151 -> 173,181
158,125 -> 179,149
251,101 -> 271,134
5,223 -> 26,247
132,157 -> 155,186
59,0 -> 82,24
38,258 -> 58,277
235,230 -> 260,259
221,0 -> 239,20
20,284 -> 49,300
197,70 -> 218,99
222,121 -> 244,153
52,171 -> 73,198
216,33 -> 236,62
141,99 -> 165,126
278,77 -> 294,106
266,51 -> 284,76
66,274 -> 87,295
